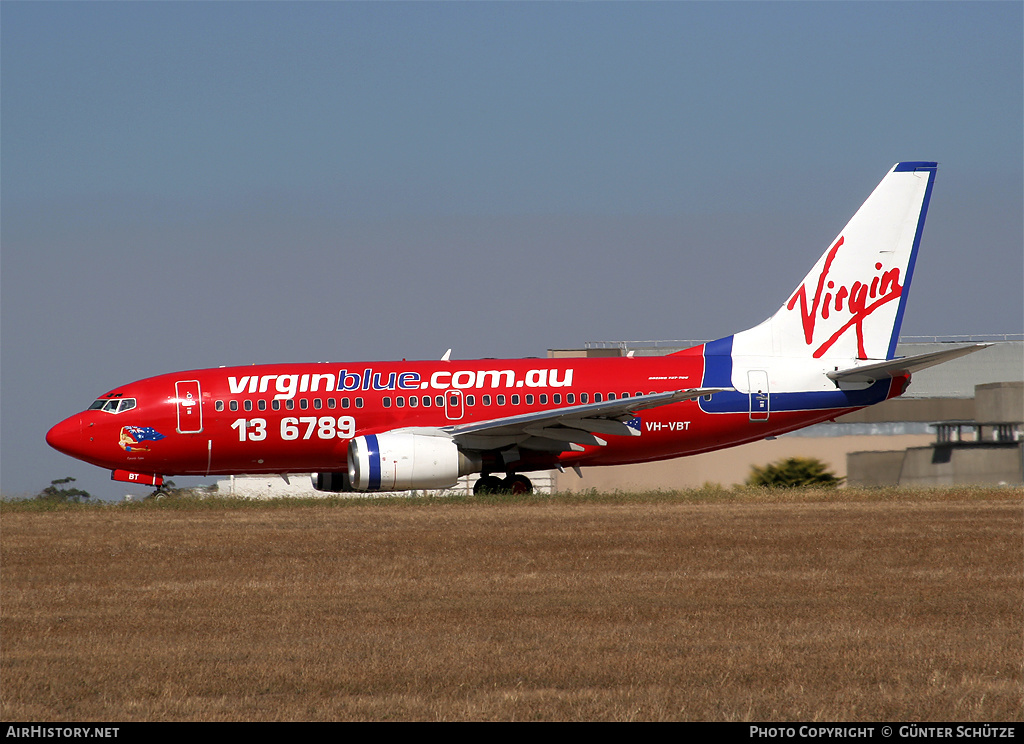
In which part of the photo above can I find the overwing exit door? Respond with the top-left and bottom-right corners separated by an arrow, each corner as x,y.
444,389 -> 464,421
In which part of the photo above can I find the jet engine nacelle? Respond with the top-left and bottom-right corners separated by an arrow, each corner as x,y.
347,432 -> 479,491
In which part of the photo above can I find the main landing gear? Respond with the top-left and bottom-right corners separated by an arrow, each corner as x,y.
473,473 -> 533,495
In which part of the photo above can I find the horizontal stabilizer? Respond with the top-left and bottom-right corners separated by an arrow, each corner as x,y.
826,344 -> 990,383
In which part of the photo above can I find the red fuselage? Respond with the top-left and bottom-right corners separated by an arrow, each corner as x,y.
45,345 -> 902,484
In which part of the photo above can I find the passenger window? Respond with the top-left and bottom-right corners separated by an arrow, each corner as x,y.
356,398 -> 364,408
272,400 -> 281,411
409,396 -> 418,408
216,400 -> 224,412
244,400 -> 253,411
511,394 -> 520,405
258,399 -> 267,411
566,394 -> 575,404
383,397 -> 392,408
553,394 -> 561,404
299,399 -> 308,410
526,394 -> 534,405
230,400 -> 239,412
497,395 -> 506,406
313,398 -> 322,410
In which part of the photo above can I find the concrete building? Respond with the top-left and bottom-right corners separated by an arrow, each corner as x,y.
848,381 -> 1023,487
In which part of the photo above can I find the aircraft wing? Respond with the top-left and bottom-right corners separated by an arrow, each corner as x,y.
440,388 -> 728,453
826,344 -> 990,384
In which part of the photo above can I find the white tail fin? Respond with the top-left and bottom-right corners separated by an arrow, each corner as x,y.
735,162 -> 937,362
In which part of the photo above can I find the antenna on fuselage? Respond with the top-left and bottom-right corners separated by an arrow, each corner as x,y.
441,349 -> 452,362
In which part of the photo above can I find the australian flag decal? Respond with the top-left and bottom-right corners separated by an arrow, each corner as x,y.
125,426 -> 165,442
119,426 -> 166,452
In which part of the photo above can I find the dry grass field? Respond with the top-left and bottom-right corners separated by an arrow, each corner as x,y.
1,488 -> 1021,721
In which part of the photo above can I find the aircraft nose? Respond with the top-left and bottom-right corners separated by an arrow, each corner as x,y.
46,415 -> 83,458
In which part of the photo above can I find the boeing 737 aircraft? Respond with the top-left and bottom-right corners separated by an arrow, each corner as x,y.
47,162 -> 985,494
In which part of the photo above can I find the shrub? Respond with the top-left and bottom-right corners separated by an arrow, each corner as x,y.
746,457 -> 843,488
35,477 -> 92,502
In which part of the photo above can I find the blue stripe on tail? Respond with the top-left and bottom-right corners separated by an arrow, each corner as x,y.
698,335 -> 891,414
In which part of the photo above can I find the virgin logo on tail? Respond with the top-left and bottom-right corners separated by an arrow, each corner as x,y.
786,236 -> 903,358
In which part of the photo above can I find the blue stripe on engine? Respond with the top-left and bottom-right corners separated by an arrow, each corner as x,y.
366,434 -> 381,490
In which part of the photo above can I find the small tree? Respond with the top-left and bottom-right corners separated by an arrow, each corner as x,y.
36,477 -> 92,502
746,457 -> 842,488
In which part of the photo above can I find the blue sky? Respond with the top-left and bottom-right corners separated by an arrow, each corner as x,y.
2,2 -> 1021,499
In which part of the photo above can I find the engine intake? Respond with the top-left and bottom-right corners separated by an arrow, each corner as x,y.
347,432 -> 478,491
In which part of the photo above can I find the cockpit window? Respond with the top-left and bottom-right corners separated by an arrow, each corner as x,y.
88,398 -> 137,413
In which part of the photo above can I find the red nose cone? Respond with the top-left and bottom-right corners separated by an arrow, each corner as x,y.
46,416 -> 83,458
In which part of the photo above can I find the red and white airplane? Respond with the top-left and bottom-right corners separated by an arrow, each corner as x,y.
47,162 -> 984,494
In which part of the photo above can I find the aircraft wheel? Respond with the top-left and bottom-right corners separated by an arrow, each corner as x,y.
474,475 -> 505,495
502,474 -> 533,495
